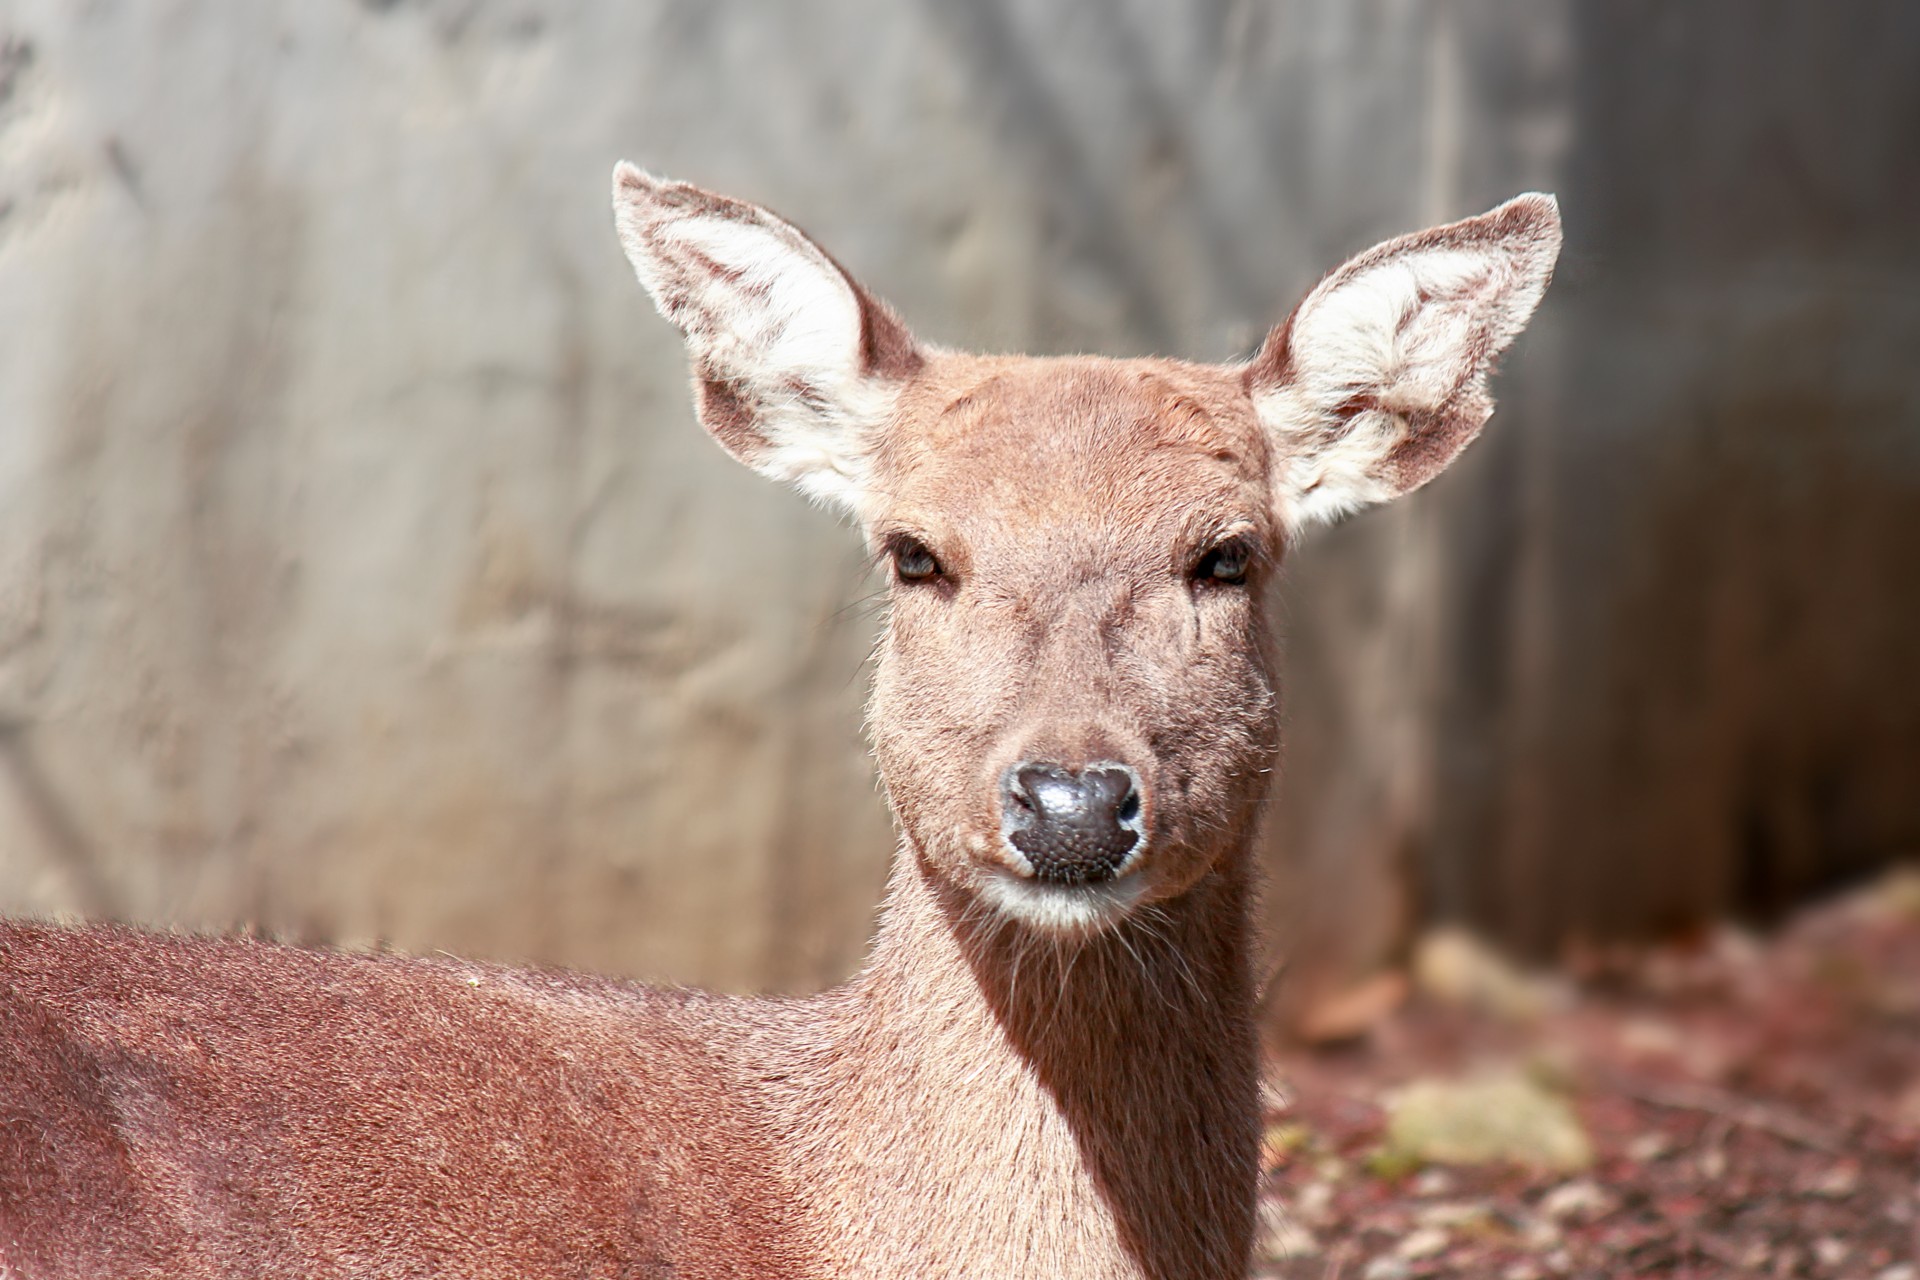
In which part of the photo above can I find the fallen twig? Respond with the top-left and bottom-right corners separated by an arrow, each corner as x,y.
1607,1075 -> 1846,1155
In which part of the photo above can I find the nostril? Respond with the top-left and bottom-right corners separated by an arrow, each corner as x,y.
1117,791 -> 1141,824
1003,766 -> 1050,824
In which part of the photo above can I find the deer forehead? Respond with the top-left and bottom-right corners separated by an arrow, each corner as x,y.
871,354 -> 1273,559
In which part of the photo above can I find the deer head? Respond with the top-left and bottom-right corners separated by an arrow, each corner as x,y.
613,164 -> 1559,940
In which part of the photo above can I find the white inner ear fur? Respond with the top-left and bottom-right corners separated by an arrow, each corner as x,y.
1252,194 -> 1560,533
614,166 -> 903,514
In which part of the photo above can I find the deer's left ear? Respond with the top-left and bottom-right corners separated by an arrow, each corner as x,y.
1246,193 -> 1561,533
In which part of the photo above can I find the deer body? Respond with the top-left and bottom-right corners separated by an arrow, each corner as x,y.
2,848 -> 1253,1278
0,170 -> 1559,1279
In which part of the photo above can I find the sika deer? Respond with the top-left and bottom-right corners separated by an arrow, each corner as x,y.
0,167 -> 1559,1279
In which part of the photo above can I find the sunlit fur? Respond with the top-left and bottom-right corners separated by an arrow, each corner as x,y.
0,172 -> 1558,1280
866,355 -> 1284,943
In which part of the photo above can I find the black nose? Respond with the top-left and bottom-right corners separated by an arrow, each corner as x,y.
1001,763 -> 1143,885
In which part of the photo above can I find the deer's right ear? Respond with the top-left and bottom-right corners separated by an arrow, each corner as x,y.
612,163 -> 922,513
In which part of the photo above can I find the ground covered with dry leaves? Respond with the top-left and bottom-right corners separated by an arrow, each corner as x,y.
1254,868 -> 1920,1279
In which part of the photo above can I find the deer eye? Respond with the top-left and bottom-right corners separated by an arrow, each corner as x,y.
891,537 -> 943,583
1193,538 -> 1253,586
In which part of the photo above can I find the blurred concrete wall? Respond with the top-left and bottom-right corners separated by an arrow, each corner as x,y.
2,0 -> 1914,1001
1469,3 -> 1920,949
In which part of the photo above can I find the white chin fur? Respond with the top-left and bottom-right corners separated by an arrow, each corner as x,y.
978,870 -> 1147,936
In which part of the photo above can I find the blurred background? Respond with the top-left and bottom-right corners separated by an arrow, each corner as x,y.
1,0 -> 1916,1034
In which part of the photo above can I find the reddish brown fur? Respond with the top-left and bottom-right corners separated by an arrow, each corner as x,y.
0,175 -> 1556,1279
0,925 -> 809,1278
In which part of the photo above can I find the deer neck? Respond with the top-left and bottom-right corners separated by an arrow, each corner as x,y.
786,845 -> 1261,1279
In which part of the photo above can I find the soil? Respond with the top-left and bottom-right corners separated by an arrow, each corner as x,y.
1254,870 -> 1920,1279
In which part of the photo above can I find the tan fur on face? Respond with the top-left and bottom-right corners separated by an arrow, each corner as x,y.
869,355 -> 1282,914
